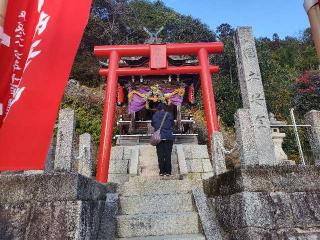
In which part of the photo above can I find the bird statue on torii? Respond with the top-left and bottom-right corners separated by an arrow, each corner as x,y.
143,26 -> 164,44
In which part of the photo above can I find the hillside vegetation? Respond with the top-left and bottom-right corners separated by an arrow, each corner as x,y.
65,0 -> 319,162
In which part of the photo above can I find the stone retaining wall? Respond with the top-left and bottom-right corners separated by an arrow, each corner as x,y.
0,173 -> 115,240
204,166 -> 320,239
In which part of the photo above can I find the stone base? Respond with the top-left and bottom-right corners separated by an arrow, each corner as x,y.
204,166 -> 320,240
0,173 -> 115,240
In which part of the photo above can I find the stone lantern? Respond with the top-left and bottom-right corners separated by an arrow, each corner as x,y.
269,113 -> 295,165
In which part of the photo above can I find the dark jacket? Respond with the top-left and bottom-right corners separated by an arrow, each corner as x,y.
151,111 -> 174,140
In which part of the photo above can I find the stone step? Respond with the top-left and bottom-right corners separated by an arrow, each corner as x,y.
119,193 -> 194,215
116,212 -> 200,238
140,165 -> 180,177
139,164 -> 179,168
119,179 -> 192,196
116,233 -> 206,240
130,175 -> 183,181
140,167 -> 160,177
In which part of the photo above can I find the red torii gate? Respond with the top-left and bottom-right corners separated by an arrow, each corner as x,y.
94,42 -> 224,183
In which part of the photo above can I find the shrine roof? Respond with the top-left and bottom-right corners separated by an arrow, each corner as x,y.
100,56 -> 198,68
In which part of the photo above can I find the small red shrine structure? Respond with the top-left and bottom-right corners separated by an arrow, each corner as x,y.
94,42 -> 224,183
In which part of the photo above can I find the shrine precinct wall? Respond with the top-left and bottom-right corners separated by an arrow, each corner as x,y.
204,166 -> 320,239
0,173 -> 116,239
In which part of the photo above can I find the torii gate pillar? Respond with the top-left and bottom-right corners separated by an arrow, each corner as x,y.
198,48 -> 220,134
95,51 -> 119,183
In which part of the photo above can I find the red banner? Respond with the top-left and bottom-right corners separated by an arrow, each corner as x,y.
0,0 -> 92,170
0,1 -> 38,124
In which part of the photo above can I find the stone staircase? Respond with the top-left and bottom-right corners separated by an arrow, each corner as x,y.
115,177 -> 205,239
108,145 -> 214,184
107,144 -> 217,239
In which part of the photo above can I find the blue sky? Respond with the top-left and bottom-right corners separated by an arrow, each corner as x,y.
161,0 -> 309,39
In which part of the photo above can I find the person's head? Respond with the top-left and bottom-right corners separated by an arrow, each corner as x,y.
157,103 -> 167,111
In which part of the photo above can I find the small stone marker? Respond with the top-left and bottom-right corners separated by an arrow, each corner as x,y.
305,110 -> 320,164
192,187 -> 223,240
176,144 -> 188,176
211,132 -> 227,175
234,27 -> 277,165
129,146 -> 139,176
78,133 -> 93,177
54,108 -> 76,171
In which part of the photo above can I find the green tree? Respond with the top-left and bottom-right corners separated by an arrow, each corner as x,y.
213,23 -> 241,126
70,0 -> 216,87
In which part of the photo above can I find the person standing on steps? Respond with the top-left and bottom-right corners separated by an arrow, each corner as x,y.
151,103 -> 174,177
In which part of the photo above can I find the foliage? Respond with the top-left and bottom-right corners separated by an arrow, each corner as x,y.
61,95 -> 103,143
67,0 -> 319,161
294,71 -> 320,115
129,0 -> 215,43
70,0 -> 215,87
213,23 -> 241,126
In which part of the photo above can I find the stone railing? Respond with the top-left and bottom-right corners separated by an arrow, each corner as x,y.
46,108 -> 93,177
